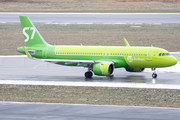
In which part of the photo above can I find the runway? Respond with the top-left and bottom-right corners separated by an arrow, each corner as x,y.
0,53 -> 180,89
1,13 -> 180,24
0,102 -> 179,120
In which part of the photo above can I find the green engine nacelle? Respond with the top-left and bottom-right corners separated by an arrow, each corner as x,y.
93,63 -> 114,76
125,67 -> 145,72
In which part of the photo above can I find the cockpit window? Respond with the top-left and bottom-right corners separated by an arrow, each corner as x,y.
159,53 -> 170,56
166,53 -> 170,56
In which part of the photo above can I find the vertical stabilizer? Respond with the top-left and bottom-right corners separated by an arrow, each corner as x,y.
19,16 -> 50,47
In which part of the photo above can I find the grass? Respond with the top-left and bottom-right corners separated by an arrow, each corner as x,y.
0,0 -> 180,13
0,23 -> 180,55
0,85 -> 179,107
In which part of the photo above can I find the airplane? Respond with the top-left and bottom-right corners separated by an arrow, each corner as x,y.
17,16 -> 178,79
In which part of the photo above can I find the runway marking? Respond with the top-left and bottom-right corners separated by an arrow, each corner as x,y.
33,62 -> 56,74
0,80 -> 179,89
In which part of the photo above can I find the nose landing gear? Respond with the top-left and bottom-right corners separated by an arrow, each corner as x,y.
151,68 -> 157,78
152,73 -> 157,78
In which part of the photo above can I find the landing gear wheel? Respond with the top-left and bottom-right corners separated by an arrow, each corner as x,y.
85,71 -> 93,78
152,73 -> 157,78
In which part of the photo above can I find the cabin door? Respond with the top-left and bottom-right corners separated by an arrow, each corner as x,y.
146,49 -> 153,61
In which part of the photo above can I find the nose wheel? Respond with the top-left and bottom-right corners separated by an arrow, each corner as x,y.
152,73 -> 157,78
151,68 -> 157,78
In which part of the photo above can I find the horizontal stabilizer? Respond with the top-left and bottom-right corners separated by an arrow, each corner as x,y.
23,46 -> 32,58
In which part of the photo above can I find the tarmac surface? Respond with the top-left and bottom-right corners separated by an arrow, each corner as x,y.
0,55 -> 179,119
0,53 -> 179,85
1,13 -> 180,24
0,102 -> 179,120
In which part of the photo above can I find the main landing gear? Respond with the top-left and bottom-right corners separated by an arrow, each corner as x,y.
85,64 -> 93,78
151,68 -> 157,78
85,71 -> 93,78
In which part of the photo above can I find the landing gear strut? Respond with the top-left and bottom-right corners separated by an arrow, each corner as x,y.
85,64 -> 93,78
151,68 -> 157,78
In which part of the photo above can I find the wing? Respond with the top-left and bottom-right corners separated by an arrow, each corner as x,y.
42,59 -> 113,66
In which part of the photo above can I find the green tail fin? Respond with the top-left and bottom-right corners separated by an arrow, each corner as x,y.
19,16 -> 50,47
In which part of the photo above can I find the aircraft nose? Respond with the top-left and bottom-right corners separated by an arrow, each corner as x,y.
169,56 -> 178,66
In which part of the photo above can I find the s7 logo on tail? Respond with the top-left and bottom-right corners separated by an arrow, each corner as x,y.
23,27 -> 35,42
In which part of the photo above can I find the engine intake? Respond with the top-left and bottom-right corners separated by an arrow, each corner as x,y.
93,63 -> 114,76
